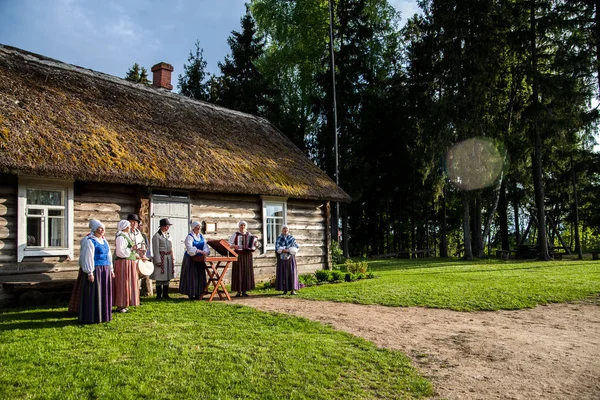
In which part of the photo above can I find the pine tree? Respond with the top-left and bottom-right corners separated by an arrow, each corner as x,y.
178,40 -> 210,101
125,63 -> 151,85
216,7 -> 277,118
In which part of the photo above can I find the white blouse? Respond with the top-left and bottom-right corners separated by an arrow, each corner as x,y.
79,235 -> 113,275
184,232 -> 210,256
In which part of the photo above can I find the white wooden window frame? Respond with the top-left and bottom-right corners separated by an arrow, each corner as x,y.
17,177 -> 74,262
261,196 -> 288,253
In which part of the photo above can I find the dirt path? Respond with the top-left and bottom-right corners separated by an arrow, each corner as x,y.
231,296 -> 600,399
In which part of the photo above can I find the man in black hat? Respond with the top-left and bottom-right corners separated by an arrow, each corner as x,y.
151,218 -> 174,299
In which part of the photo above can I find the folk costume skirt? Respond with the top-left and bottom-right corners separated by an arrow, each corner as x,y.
276,255 -> 299,291
68,269 -> 86,313
78,265 -> 113,324
113,259 -> 140,308
231,250 -> 255,292
178,254 -> 207,297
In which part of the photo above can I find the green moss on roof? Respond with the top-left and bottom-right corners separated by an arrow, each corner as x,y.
0,44 -> 350,202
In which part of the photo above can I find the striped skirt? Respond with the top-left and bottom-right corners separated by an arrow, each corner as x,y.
231,250 -> 255,292
78,265 -> 113,324
113,259 -> 140,308
178,254 -> 207,297
276,255 -> 299,291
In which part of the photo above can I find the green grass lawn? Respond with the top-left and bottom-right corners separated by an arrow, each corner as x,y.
2,258 -> 599,399
283,258 -> 600,311
0,299 -> 432,400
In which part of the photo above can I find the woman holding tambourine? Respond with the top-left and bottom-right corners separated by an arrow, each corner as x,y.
228,220 -> 258,297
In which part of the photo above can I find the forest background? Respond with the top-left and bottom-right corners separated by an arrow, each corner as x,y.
127,0 -> 600,261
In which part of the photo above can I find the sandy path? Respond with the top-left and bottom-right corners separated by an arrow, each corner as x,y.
230,296 -> 600,399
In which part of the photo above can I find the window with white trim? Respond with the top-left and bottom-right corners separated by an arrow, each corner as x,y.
18,178 -> 74,262
262,197 -> 287,252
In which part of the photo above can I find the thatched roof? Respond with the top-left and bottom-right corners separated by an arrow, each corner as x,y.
0,45 -> 350,202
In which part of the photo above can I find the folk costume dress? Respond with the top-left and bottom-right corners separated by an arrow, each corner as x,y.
151,229 -> 174,297
275,232 -> 300,292
113,232 -> 140,309
77,234 -> 114,323
228,230 -> 257,294
68,230 -> 94,313
179,231 -> 209,299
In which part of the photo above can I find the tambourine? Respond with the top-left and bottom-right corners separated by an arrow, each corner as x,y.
137,259 -> 154,277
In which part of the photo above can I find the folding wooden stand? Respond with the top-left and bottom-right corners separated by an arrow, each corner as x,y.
194,239 -> 238,302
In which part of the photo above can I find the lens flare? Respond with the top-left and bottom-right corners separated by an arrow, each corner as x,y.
446,138 -> 505,191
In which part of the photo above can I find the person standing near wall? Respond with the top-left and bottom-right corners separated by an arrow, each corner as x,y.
275,225 -> 300,295
179,221 -> 209,300
151,218 -> 174,299
228,220 -> 257,297
114,219 -> 140,312
127,213 -> 153,297
77,219 -> 114,323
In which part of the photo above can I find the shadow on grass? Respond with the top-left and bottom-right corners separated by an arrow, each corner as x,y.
0,308 -> 77,330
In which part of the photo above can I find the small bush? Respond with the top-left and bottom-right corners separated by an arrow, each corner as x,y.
258,276 -> 276,289
366,271 -> 375,279
299,273 -> 317,287
331,270 -> 345,282
331,240 -> 344,264
344,259 -> 369,274
315,269 -> 332,283
344,272 -> 358,282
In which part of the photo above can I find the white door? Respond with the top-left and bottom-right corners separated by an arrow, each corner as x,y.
151,197 -> 190,278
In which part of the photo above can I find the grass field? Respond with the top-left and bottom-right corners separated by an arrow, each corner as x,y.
286,258 -> 600,311
0,299 -> 431,399
1,258 -> 599,399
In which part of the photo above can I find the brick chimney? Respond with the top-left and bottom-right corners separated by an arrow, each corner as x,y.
151,62 -> 174,90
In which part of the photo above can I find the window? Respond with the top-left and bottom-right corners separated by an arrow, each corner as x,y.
262,197 -> 287,252
18,178 -> 74,262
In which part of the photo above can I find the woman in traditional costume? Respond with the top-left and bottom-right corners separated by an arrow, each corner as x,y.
228,220 -> 257,297
113,220 -> 140,313
68,219 -> 100,313
151,218 -> 174,299
179,221 -> 209,300
77,220 -> 114,323
275,225 -> 300,295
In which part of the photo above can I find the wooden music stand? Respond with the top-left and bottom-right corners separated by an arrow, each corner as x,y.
201,239 -> 238,302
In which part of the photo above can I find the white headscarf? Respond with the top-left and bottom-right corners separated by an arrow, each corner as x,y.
191,221 -> 201,231
89,219 -> 105,234
116,220 -> 130,238
281,224 -> 290,234
238,220 -> 248,233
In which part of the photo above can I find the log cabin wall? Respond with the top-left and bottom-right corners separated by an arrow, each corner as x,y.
0,175 -> 17,265
190,193 -> 328,282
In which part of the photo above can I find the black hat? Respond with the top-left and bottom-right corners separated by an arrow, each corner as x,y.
159,218 -> 173,227
126,213 -> 140,222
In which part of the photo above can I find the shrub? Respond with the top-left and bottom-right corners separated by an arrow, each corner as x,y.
299,273 -> 317,287
331,240 -> 344,264
331,270 -> 345,282
315,269 -> 332,283
366,271 -> 375,279
344,272 -> 355,282
344,259 -> 369,274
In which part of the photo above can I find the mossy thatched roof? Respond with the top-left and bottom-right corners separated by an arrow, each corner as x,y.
0,45 -> 350,202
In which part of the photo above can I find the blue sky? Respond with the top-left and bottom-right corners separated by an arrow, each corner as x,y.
0,0 -> 420,85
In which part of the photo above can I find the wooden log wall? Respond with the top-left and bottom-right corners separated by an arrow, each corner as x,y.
190,192 -> 329,282
0,175 -> 17,264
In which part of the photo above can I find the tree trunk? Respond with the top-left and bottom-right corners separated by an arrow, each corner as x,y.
482,171 -> 504,255
530,0 -> 551,261
499,179 -> 510,250
342,205 -> 349,258
571,157 -> 583,259
440,190 -> 448,257
462,192 -> 473,260
472,194 -> 483,258
513,187 -> 520,245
